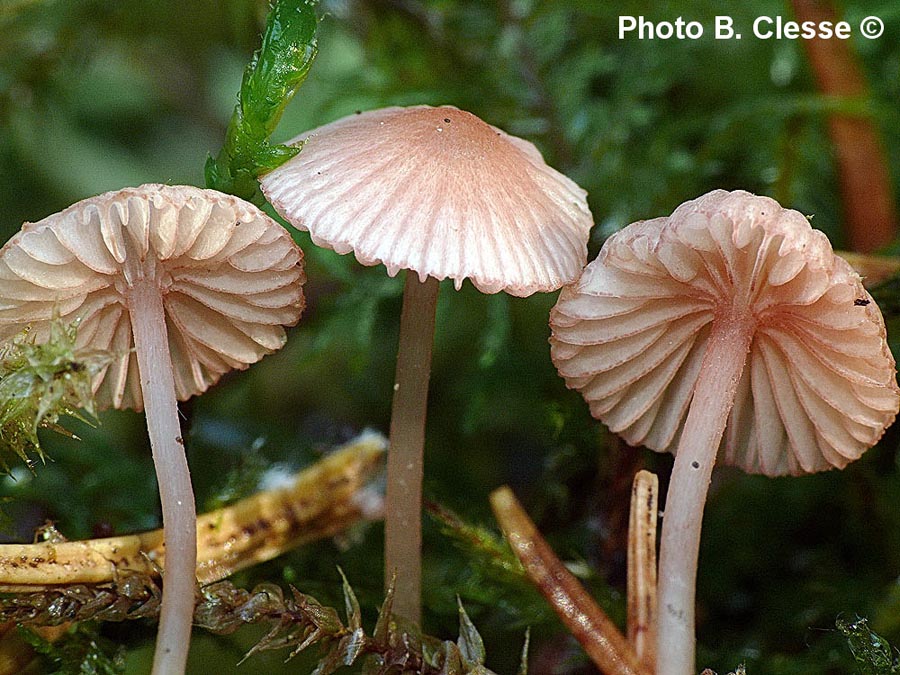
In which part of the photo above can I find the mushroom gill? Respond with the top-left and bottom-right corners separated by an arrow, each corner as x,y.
0,184 -> 304,410
551,190 -> 898,477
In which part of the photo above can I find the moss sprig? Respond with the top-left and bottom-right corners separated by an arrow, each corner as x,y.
426,500 -> 551,628
205,0 -> 319,202
836,616 -> 900,674
0,573 -> 526,674
19,623 -> 126,675
0,319 -> 109,473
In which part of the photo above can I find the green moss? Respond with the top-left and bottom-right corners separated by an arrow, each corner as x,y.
205,0 -> 319,202
837,617 -> 900,675
0,319 -> 109,473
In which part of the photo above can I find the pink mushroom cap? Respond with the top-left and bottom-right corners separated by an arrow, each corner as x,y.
0,184 -> 305,410
550,190 -> 900,476
260,105 -> 593,297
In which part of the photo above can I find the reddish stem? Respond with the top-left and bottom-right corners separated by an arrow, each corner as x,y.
384,273 -> 440,625
656,318 -> 753,675
792,0 -> 898,252
128,279 -> 196,675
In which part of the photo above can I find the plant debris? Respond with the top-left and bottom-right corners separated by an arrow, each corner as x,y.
0,573 -> 520,674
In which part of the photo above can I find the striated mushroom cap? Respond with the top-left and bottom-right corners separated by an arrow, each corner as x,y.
550,190 -> 900,476
260,105 -> 593,297
0,184 -> 305,410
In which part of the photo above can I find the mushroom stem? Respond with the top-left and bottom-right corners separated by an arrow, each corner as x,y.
385,272 -> 440,624
128,279 -> 197,675
656,317 -> 753,675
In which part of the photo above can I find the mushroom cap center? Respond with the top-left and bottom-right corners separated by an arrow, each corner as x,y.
260,104 -> 594,296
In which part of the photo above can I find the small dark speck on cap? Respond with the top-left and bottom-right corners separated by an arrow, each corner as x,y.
444,118 -> 451,123
855,298 -> 871,306
691,461 -> 700,469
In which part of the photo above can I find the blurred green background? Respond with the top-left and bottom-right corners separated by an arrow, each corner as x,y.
2,0 -> 900,672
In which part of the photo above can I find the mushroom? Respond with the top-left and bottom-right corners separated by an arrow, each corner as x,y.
260,105 -> 593,622
0,184 -> 305,674
549,190 -> 900,674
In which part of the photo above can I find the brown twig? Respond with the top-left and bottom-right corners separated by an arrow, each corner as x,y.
791,0 -> 898,252
627,470 -> 658,671
489,486 -> 648,675
0,433 -> 386,591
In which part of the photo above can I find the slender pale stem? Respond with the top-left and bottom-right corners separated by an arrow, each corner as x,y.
128,279 -> 196,675
490,486 -> 648,675
384,272 -> 440,625
628,469 -> 658,671
656,318 -> 753,675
